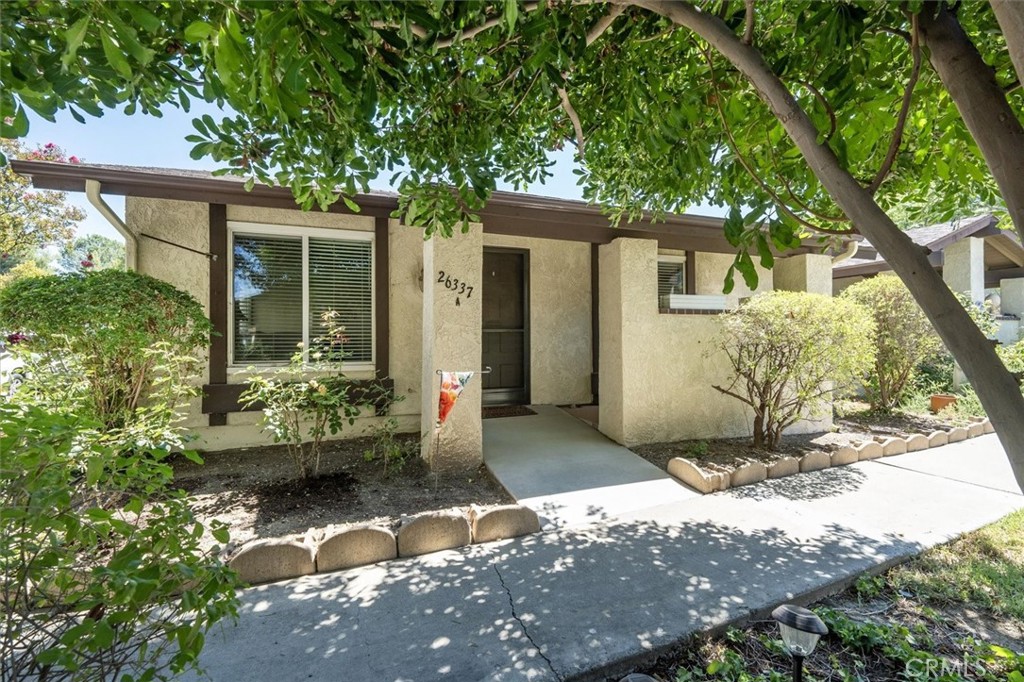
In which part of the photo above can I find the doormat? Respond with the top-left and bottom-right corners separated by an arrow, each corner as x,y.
482,405 -> 537,419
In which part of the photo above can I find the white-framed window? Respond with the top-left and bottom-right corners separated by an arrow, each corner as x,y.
657,254 -> 687,300
228,222 -> 374,368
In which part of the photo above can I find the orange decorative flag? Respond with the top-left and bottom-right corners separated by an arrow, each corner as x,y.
437,371 -> 473,426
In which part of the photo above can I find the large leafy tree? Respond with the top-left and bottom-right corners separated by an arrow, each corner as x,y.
4,0 -> 1024,489
58,233 -> 125,272
0,138 -> 84,262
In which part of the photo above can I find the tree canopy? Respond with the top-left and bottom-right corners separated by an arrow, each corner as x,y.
6,0 -> 1024,490
0,138 -> 83,261
3,2 -> 1015,263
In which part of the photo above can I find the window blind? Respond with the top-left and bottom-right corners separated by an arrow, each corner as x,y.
308,237 -> 373,364
232,235 -> 303,363
658,259 -> 687,299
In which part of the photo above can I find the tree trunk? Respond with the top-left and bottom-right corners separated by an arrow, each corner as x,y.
918,4 -> 1024,244
990,0 -> 1024,89
632,0 -> 1024,492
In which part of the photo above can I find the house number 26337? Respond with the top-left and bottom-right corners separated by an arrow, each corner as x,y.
437,271 -> 473,298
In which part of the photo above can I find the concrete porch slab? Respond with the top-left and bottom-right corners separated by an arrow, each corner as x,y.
483,405 -> 700,528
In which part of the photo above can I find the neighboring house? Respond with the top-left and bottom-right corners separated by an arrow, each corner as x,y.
832,214 -> 1024,344
14,160 -> 833,469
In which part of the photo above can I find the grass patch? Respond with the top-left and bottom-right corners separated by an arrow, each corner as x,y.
641,510 -> 1024,682
890,509 -> 1024,620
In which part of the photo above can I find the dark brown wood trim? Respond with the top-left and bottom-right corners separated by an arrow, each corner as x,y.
374,215 -> 390,378
685,250 -> 696,294
202,378 -> 395,414
208,204 -> 229,427
13,159 -> 815,256
591,244 -> 599,402
986,267 -> 1024,288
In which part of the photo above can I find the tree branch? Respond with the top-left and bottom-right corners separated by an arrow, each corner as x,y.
699,44 -> 855,235
743,0 -> 755,45
587,5 -> 627,45
867,13 -> 922,195
434,3 -> 540,48
558,87 -> 586,159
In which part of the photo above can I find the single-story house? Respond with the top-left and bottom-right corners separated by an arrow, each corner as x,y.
14,160 -> 835,469
832,214 -> 1024,344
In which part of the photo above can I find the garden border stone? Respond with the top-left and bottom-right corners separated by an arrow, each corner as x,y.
947,426 -> 968,443
397,510 -> 472,558
880,437 -> 907,457
229,539 -> 316,586
470,505 -> 541,543
799,450 -> 830,473
983,419 -> 995,434
856,441 -> 883,461
767,457 -> 800,479
316,525 -> 397,573
829,446 -> 858,467
927,431 -> 948,448
905,434 -> 929,452
967,422 -> 985,438
730,462 -> 767,487
668,458 -> 729,493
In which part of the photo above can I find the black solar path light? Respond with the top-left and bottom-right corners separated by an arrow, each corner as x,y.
771,604 -> 828,682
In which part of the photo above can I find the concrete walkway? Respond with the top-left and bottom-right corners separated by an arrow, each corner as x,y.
483,404 -> 701,528
188,435 -> 1023,682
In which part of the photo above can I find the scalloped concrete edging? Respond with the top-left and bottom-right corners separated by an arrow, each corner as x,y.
664,418 -> 994,495
227,504 -> 541,587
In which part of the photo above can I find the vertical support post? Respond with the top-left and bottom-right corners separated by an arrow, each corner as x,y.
374,214 -> 390,379
591,243 -> 600,403
208,204 -> 228,427
420,224 -> 484,471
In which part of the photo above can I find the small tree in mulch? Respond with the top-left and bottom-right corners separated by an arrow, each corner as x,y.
241,310 -> 392,480
713,291 -> 875,450
841,275 -> 943,411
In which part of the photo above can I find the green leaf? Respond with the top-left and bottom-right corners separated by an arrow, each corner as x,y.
125,4 -> 162,34
1,104 -> 30,137
722,266 -> 736,295
184,21 -> 215,43
86,456 -> 104,486
755,233 -> 774,269
100,30 -> 133,79
211,526 -> 230,544
63,16 -> 91,63
503,0 -> 519,33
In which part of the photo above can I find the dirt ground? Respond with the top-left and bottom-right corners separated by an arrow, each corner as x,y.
633,402 -> 957,475
173,435 -> 513,552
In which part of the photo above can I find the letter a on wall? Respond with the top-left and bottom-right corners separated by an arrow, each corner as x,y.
437,371 -> 473,426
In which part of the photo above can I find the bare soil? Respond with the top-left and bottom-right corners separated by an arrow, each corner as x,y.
632,402 -> 957,475
173,435 -> 513,552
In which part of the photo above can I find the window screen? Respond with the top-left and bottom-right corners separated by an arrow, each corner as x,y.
231,230 -> 374,365
232,235 -> 303,363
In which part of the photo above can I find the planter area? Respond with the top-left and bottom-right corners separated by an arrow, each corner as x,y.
227,504 -> 542,586
662,417 -> 994,494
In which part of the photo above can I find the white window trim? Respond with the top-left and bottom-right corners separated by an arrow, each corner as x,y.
227,221 -> 375,371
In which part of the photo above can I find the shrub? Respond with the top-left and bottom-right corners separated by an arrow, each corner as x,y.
714,291 -> 875,449
0,404 -> 239,681
241,310 -> 392,479
841,276 -> 943,411
0,270 -> 210,434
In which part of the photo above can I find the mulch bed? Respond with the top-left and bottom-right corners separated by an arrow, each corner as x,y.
633,403 -> 958,477
173,435 -> 513,551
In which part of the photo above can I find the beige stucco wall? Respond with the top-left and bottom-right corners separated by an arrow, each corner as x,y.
774,253 -> 833,296
599,238 -> 830,447
125,198 -> 423,452
421,224 -> 483,470
694,251 -> 774,305
482,234 -> 592,405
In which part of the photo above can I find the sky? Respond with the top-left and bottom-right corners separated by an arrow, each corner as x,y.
23,101 -> 726,242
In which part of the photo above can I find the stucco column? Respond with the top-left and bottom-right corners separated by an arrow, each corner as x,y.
773,253 -> 833,296
598,237 -> 654,446
943,236 -> 985,303
1001,277 -> 1024,316
420,224 -> 484,471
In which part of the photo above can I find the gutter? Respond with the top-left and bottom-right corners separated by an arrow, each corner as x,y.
831,239 -> 859,265
85,179 -> 137,270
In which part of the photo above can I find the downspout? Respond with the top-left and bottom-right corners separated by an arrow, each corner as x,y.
831,238 -> 859,265
85,179 -> 137,270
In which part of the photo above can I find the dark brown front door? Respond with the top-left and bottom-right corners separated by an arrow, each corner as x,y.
482,249 -> 528,405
